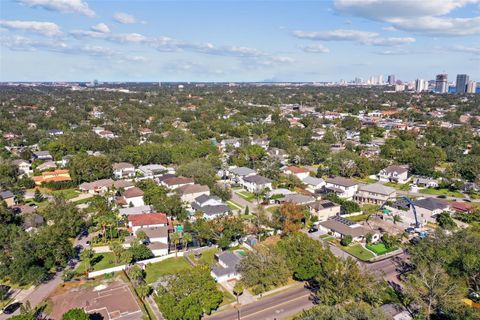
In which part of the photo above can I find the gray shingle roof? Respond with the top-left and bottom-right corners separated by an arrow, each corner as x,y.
326,177 -> 358,187
230,167 -> 256,176
358,183 -> 396,196
414,198 -> 449,211
243,175 -> 272,184
302,176 -> 325,186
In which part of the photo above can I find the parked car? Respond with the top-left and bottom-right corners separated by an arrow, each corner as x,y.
3,302 -> 22,314
405,227 -> 415,234
308,226 -> 318,233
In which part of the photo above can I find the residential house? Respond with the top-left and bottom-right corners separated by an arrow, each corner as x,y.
411,198 -> 450,225
119,205 -> 153,216
112,162 -> 135,179
176,184 -> 210,203
36,161 -> 57,172
79,179 -> 114,194
450,202 -> 473,214
412,177 -> 439,188
47,129 -> 64,136
378,165 -> 409,184
242,175 -> 273,193
127,213 -> 170,256
137,164 -> 168,179
318,216 -> 375,242
266,188 -> 295,203
22,213 -> 44,232
278,193 -> 315,206
191,195 -> 230,220
120,187 -> 145,207
283,166 -> 310,180
228,167 -> 256,184
32,151 -> 53,161
12,159 -> 32,176
161,176 -> 195,190
211,251 -> 243,282
32,169 -> 72,185
302,176 -> 325,194
113,180 -> 135,191
325,177 -> 359,199
268,148 -> 288,164
220,138 -> 241,150
250,138 -> 269,150
307,200 -> 341,221
354,183 -> 396,205
0,190 -> 15,207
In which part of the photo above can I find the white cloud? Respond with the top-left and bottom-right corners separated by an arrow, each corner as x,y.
91,23 -> 109,33
299,44 -> 330,53
0,20 -> 61,36
292,29 -> 415,46
1,35 -> 146,62
16,0 -> 95,17
70,29 -> 147,43
333,0 -> 480,36
449,44 -> 480,55
113,12 -> 137,24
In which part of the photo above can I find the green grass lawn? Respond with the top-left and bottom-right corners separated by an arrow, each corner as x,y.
346,213 -> 370,222
190,247 -> 218,267
236,190 -> 255,202
419,188 -> 464,198
319,234 -> 335,241
366,243 -> 397,255
384,182 -> 410,191
49,188 -> 80,200
144,257 -> 192,284
341,244 -> 375,261
227,200 -> 243,210
76,252 -> 121,274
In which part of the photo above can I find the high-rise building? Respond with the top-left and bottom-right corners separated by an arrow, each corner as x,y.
379,75 -> 384,85
415,79 -> 427,92
435,74 -> 448,93
467,80 -> 477,94
456,74 -> 469,93
387,75 -> 395,85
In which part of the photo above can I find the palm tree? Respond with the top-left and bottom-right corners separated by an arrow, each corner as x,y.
393,214 -> 402,224
182,232 -> 192,252
170,232 -> 180,257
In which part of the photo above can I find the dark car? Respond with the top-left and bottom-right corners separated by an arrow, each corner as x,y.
409,237 -> 421,245
308,226 -> 318,233
405,227 -> 415,234
3,302 -> 22,314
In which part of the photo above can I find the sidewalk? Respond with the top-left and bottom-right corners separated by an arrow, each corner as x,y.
146,295 -> 164,320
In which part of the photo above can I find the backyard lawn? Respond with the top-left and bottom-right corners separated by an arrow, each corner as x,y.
341,244 -> 375,261
366,243 -> 397,255
145,257 -> 192,284
190,247 -> 218,267
419,188 -> 464,198
76,252 -> 121,274
236,190 -> 255,202
218,284 -> 236,306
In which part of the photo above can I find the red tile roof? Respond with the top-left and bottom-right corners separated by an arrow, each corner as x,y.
128,213 -> 168,227
285,166 -> 309,174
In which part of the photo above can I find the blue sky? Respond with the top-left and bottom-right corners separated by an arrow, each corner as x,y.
1,0 -> 479,82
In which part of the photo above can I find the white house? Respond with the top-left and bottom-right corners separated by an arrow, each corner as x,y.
136,164 -> 168,179
242,175 -> 273,193
112,162 -> 135,179
325,177 -> 359,199
176,184 -> 210,203
228,167 -> 256,184
211,251 -> 243,283
127,213 -> 170,256
12,159 -> 32,176
378,165 -> 409,184
410,198 -> 450,226
319,216 -> 378,243
121,187 -> 145,207
191,195 -> 230,220
283,166 -> 310,180
161,176 -> 195,190
302,176 -> 325,193
307,200 -> 341,221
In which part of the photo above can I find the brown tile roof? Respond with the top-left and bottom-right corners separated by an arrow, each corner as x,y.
285,166 -> 309,174
123,187 -> 144,198
163,176 -> 194,186
176,184 -> 209,195
128,213 -> 168,227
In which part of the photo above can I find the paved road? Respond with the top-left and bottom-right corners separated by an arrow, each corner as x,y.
231,191 -> 258,213
206,286 -> 314,320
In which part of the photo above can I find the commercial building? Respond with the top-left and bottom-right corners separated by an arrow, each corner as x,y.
456,74 -> 469,93
435,74 -> 448,93
467,80 -> 477,94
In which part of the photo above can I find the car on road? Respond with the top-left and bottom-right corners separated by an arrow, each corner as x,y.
3,302 -> 22,314
308,226 -> 318,233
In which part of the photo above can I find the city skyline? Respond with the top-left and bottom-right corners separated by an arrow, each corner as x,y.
1,0 -> 480,82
